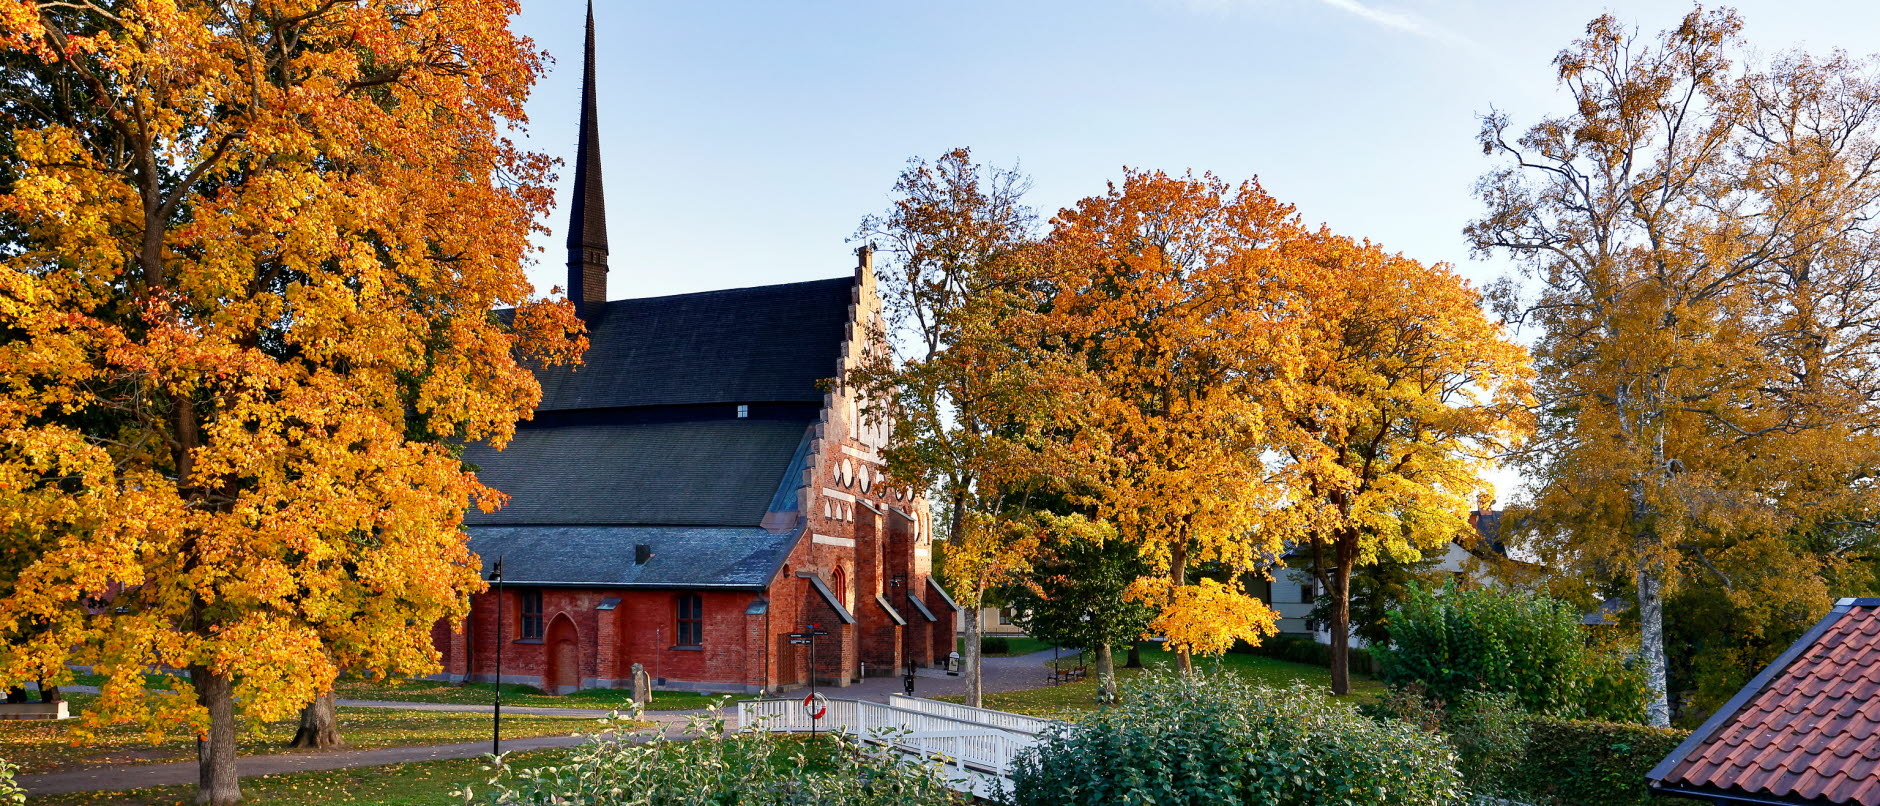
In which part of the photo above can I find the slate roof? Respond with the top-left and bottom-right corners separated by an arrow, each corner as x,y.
465,419 -> 812,527
531,278 -> 854,411
468,525 -> 796,589
1650,598 -> 1880,805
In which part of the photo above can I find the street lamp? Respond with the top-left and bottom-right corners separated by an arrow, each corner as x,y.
491,556 -> 504,757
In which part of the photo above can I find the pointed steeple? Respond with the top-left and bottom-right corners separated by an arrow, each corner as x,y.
566,0 -> 609,318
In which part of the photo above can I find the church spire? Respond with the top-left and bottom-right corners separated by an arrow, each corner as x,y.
566,0 -> 609,318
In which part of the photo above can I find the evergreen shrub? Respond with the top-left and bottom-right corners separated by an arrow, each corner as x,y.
1008,671 -> 1466,806
981,636 -> 1013,655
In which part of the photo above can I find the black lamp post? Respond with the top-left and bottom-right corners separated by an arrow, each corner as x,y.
491,556 -> 504,757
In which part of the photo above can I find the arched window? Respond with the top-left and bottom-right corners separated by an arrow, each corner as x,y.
832,566 -> 848,609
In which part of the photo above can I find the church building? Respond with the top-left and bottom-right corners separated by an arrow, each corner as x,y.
429,6 -> 954,695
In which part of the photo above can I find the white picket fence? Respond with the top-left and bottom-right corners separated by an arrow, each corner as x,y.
737,696 -> 1055,799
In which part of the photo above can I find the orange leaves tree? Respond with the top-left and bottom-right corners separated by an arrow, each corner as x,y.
0,2 -> 582,802
1470,8 -> 1880,725
1045,170 -> 1305,672
1267,235 -> 1533,695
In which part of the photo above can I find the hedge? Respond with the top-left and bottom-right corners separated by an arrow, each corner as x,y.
1234,633 -> 1379,675
1508,717 -> 1690,806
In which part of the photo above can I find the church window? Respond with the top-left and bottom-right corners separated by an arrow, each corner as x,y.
518,590 -> 543,640
675,594 -> 704,647
832,566 -> 849,609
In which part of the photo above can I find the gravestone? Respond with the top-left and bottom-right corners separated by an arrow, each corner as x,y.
630,662 -> 652,704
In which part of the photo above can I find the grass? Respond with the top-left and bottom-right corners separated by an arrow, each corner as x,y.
0,695 -> 614,776
939,644 -> 1388,718
21,749 -> 575,806
333,677 -> 748,712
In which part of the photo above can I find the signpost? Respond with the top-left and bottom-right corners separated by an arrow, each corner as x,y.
787,623 -> 831,737
491,556 -> 505,757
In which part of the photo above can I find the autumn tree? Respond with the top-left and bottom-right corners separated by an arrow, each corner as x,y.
1046,170 -> 1301,670
1269,235 -> 1534,695
851,148 -> 1088,707
1470,7 -> 1880,725
1005,513 -> 1156,701
0,2 -> 583,802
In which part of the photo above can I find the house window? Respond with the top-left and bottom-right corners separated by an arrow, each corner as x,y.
675,594 -> 704,648
999,608 -> 1016,626
1300,583 -> 1316,605
737,404 -> 749,418
518,590 -> 543,640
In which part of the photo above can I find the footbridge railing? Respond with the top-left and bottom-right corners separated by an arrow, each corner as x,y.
737,696 -> 1057,799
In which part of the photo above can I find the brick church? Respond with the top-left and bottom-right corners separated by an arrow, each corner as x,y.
429,6 -> 955,695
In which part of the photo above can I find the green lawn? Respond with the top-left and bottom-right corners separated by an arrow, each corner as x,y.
0,695 -> 612,776
21,749 -> 573,806
941,645 -> 1387,718
332,677 -> 747,712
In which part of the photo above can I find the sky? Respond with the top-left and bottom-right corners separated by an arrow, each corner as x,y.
504,0 -> 1880,502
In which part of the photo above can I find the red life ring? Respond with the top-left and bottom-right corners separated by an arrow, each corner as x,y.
802,691 -> 827,720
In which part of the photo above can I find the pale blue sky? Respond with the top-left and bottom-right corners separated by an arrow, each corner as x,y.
509,0 -> 1880,301
507,0 -> 1879,502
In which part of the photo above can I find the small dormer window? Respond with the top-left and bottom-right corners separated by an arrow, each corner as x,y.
736,404 -> 749,418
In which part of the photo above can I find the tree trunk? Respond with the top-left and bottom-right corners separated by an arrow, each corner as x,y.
39,684 -> 61,704
1639,564 -> 1671,727
5,687 -> 25,704
192,664 -> 242,805
1095,643 -> 1117,703
1170,542 -> 1192,674
1125,643 -> 1142,668
290,692 -> 343,749
963,601 -> 983,708
1329,556 -> 1353,696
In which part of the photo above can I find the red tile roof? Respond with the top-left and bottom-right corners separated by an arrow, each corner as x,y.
1651,598 -> 1880,805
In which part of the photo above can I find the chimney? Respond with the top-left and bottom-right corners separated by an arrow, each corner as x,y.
566,1 -> 609,319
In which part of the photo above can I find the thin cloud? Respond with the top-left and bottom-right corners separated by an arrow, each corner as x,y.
1310,0 -> 1468,45
1171,0 -> 1469,47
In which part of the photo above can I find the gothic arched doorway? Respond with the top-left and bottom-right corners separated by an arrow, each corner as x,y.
545,614 -> 581,695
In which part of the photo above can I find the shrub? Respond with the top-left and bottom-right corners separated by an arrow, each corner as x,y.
1377,583 -> 1647,720
1009,670 -> 1466,806
465,704 -> 966,805
981,636 -> 1012,655
1506,717 -> 1689,806
0,759 -> 21,806
1446,692 -> 1529,797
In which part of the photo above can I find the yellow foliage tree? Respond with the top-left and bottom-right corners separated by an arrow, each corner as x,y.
0,2 -> 582,801
1268,234 -> 1534,695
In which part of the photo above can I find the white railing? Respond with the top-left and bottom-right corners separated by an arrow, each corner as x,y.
738,697 -> 1056,798
887,694 -> 1053,735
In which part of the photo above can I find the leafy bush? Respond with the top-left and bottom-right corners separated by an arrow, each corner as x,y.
982,636 -> 1012,655
1506,717 -> 1689,806
1009,670 -> 1466,806
464,704 -> 965,805
1446,692 -> 1529,797
1377,583 -> 1648,720
0,759 -> 21,806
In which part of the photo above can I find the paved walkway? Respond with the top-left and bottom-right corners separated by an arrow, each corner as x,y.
840,647 -> 1069,701
16,708 -> 701,796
